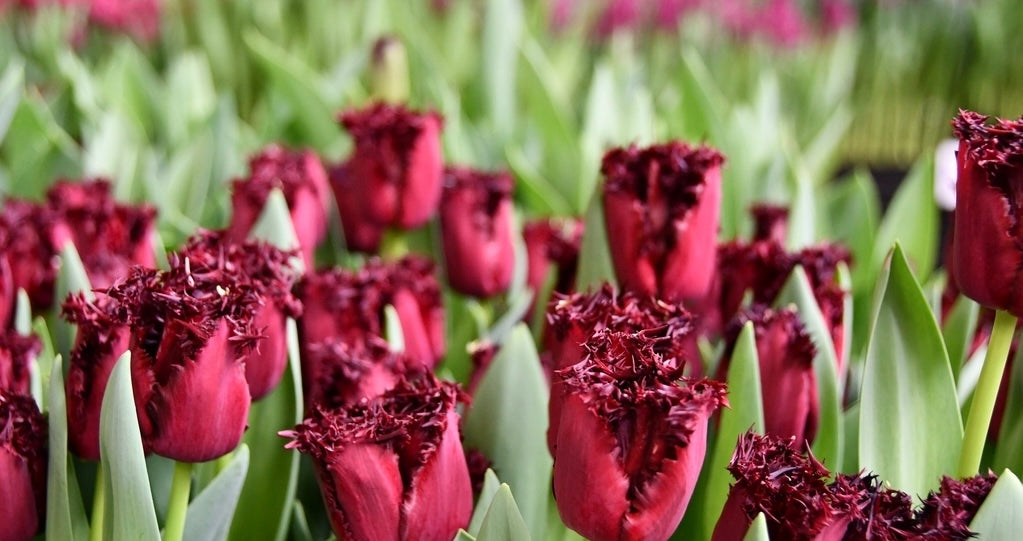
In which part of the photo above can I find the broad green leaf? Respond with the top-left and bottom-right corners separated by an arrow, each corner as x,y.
825,169 -> 880,293
2,95 -> 80,199
942,295 -> 981,379
859,244 -> 962,496
0,58 -> 23,145
45,354 -> 90,541
228,318 -> 303,541
776,266 -> 843,469
248,189 -> 301,254
290,502 -> 313,541
100,352 -> 160,541
463,324 -> 550,541
993,345 -> 1023,473
31,316 -> 56,411
53,242 -> 94,370
872,159 -> 937,282
469,470 -> 503,537
578,63 -> 617,209
383,304 -> 405,352
480,0 -> 522,139
183,445 -> 250,541
476,485 -> 531,541
701,323 -> 764,537
968,469 -> 1023,540
573,194 -> 616,292
841,402 -> 860,475
742,513 -> 771,541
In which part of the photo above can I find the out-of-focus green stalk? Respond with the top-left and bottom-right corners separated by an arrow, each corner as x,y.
163,461 -> 193,541
88,464 -> 105,541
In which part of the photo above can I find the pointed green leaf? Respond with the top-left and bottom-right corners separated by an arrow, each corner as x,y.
825,169 -> 880,293
943,295 -> 981,379
968,470 -> 1023,540
873,158 -> 937,281
476,485 -> 531,541
45,354 -> 90,541
469,470 -> 503,537
53,241 -> 94,360
574,194 -> 616,292
0,58 -> 24,145
31,316 -> 55,412
14,288 -> 31,335
247,188 -> 305,272
100,351 -> 160,541
289,501 -> 313,541
994,346 -> 1023,473
463,324 -> 550,541
183,445 -> 250,541
742,513 -> 771,541
859,244 -> 962,496
481,0 -> 522,139
841,402 -> 860,475
383,304 -> 405,352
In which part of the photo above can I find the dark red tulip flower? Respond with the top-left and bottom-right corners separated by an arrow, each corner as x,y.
0,390 -> 47,541
0,200 -> 60,312
0,331 -> 41,395
749,203 -> 789,244
0,255 -> 13,330
179,231 -> 303,400
720,306 -> 819,446
601,142 -> 725,307
303,336 -> 413,411
106,259 -> 260,462
439,166 -> 515,298
951,111 -> 1023,317
281,375 -> 472,541
913,473 -> 998,538
522,218 -> 583,302
339,102 -> 444,229
228,145 -> 331,266
62,293 -> 130,461
551,329 -> 727,541
329,163 -> 386,253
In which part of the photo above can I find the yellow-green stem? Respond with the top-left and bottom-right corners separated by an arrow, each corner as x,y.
957,309 -> 1017,477
163,461 -> 193,541
88,463 -> 105,541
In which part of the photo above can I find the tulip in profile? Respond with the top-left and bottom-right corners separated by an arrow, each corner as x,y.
281,375 -> 472,541
0,390 -> 47,541
523,218 -> 583,302
0,331 -> 40,395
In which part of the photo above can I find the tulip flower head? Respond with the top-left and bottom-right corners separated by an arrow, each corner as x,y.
601,142 -> 724,306
0,390 -> 47,541
0,200 -> 60,311
0,331 -> 41,395
303,335 -> 414,411
749,203 -> 789,244
329,163 -> 385,253
282,376 -> 472,541
523,218 -> 583,301
439,166 -> 516,298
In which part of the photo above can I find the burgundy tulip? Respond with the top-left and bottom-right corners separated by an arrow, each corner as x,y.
228,145 -> 331,266
86,0 -> 161,43
749,203 -> 789,244
0,200 -> 59,311
0,255 -> 12,329
329,162 -> 385,253
720,306 -> 819,446
439,166 -> 515,298
303,336 -> 412,411
601,142 -> 724,306
339,102 -> 444,229
0,390 -> 47,541
551,329 -> 726,541
62,293 -> 130,461
0,331 -> 40,395
522,218 -> 583,301
951,111 -> 1023,317
281,376 -> 472,541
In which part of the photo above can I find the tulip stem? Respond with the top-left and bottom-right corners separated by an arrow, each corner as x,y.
89,464 -> 105,541
958,309 -> 1017,477
164,461 -> 193,541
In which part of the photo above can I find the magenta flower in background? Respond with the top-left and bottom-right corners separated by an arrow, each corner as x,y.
0,331 -> 41,395
0,390 -> 47,541
0,200 -> 60,312
749,203 -> 789,244
522,218 -> 583,302
228,145 -> 331,266
601,142 -> 724,307
85,0 -> 161,43
302,335 -> 414,411
329,162 -> 385,253
282,375 -> 472,541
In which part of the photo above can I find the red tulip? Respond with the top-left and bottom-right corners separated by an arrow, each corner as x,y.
951,111 -> 1023,317
62,293 -> 130,461
720,306 -> 819,446
0,331 -> 40,395
228,145 -> 331,267
0,200 -> 59,311
86,0 -> 161,43
0,256 -> 12,330
551,328 -> 726,541
749,203 -> 788,244
303,336 -> 412,411
522,218 -> 583,301
438,166 -> 515,298
601,142 -> 724,306
339,102 -> 444,229
0,390 -> 47,541
329,162 -> 385,253
281,376 -> 472,541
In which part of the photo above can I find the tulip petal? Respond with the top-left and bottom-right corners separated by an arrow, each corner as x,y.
321,443 -> 403,541
245,305 -> 288,400
401,412 -> 473,541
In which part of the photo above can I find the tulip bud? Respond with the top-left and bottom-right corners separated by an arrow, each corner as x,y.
601,142 -> 724,306
62,293 -> 130,461
329,162 -> 386,253
0,200 -> 59,311
551,328 -> 727,541
339,102 -> 444,229
0,390 -> 47,541
951,111 -> 1023,317
228,145 -> 331,266
439,166 -> 516,298
0,331 -> 41,395
281,376 -> 472,541
749,203 -> 789,244
303,336 -> 413,411
370,36 -> 409,104
522,218 -> 583,301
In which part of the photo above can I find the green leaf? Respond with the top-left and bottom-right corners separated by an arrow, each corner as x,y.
100,351 -> 161,541
872,158 -> 937,282
573,194 -> 617,292
775,266 -> 843,469
825,169 -> 880,293
228,318 -> 303,541
183,445 -> 250,541
0,58 -> 23,145
994,346 -> 1023,473
701,322 -> 764,536
289,501 -> 313,541
383,304 -> 405,352
859,244 -> 962,496
841,402 -> 860,475
968,469 -> 1023,540
480,0 -> 522,139
53,241 -> 94,360
31,316 -> 56,412
476,485 -> 531,541
942,295 -> 981,379
742,513 -> 771,541
248,188 -> 301,250
469,469 -> 503,537
45,354 -> 90,541
463,324 -> 551,541
14,288 -> 31,335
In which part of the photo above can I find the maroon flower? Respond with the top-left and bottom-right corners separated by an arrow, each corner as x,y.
720,306 -> 819,446
0,331 -> 41,395
302,336 -> 412,411
84,0 -> 161,43
339,102 -> 444,229
62,293 -> 130,461
0,200 -> 59,312
179,232 -> 303,400
601,142 -> 724,307
522,218 -> 583,301
913,474 -> 998,538
749,203 -> 789,244
281,376 -> 472,541
439,166 -> 516,298
551,328 -> 726,541
0,390 -> 47,541
0,255 -> 12,330
951,111 -> 1023,317
329,162 -> 385,253
228,145 -> 331,266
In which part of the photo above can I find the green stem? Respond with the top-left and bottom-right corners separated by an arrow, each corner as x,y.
380,229 -> 409,260
89,463 -> 105,541
958,309 -> 1017,477
163,461 -> 193,541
